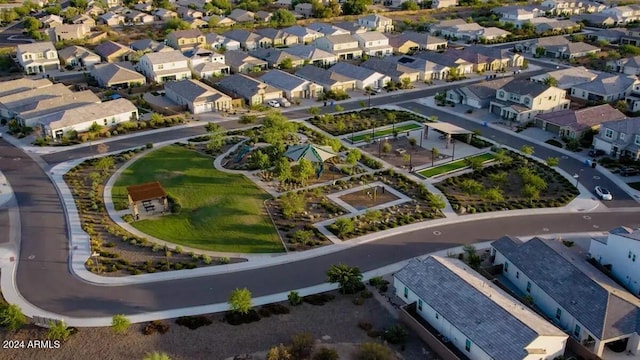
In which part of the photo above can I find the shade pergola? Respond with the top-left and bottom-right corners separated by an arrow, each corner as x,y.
284,143 -> 337,163
424,122 -> 473,143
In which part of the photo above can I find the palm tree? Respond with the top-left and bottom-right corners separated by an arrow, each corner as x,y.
326,263 -> 363,294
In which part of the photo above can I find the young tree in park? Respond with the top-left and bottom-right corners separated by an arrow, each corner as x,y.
382,141 -> 392,155
465,156 -> 483,171
228,288 -> 252,314
263,112 -> 296,147
489,171 -> 508,185
280,191 -> 305,219
206,122 -> 225,152
427,193 -> 446,210
546,157 -> 560,167
308,106 -> 320,116
346,148 -> 362,173
483,187 -> 504,202
494,149 -> 512,165
326,263 -> 363,294
95,156 -> 114,174
294,158 -> 316,184
250,150 -> 270,170
431,147 -> 439,165
331,217 -> 355,238
0,304 -> 26,331
521,184 -> 541,202
460,179 -> 483,195
273,157 -> 292,183
111,314 -> 131,334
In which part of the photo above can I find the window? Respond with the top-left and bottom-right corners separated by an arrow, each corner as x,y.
574,324 -> 581,337
605,129 -> 614,139
435,313 -> 439,319
504,262 -> 508,272
524,97 -> 530,105
418,299 -> 422,311
556,308 -> 562,320
103,119 -> 107,126
526,281 -> 531,293
499,91 -> 504,97
635,135 -> 640,146
516,271 -> 519,279
403,287 -> 408,298
620,133 -> 626,141
465,339 -> 471,352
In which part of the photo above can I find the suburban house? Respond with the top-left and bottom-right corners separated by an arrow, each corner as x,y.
70,14 -> 96,27
227,8 -> 255,23
254,28 -> 299,47
413,51 -> 474,75
249,48 -> 304,69
95,40 -> 134,63
307,23 -> 350,36
329,62 -> 390,90
36,98 -> 138,139
592,117 -> 640,159
281,45 -> 337,67
494,5 -> 542,25
16,42 -> 60,75
295,65 -> 356,92
282,25 -> 324,44
587,28 -> 627,44
153,8 -> 178,21
183,46 -> 225,67
215,74 -> 282,106
41,14 -> 63,28
589,226 -> 640,297
394,256 -> 568,360
99,12 -> 125,26
191,62 -> 230,79
353,32 -> 393,57
207,15 -> 236,28
529,66 -> 599,91
177,6 -> 203,19
393,32 -> 448,51
491,236 -> 640,358
534,104 -> 627,139
260,69 -> 320,100
0,83 -> 98,120
57,45 -> 100,69
205,33 -> 241,51
621,30 -> 640,47
47,24 -> 90,42
489,80 -> 570,123
360,57 -> 422,83
224,50 -> 268,73
357,14 -> 394,32
570,73 -> 639,102
434,21 -> 510,42
164,79 -> 231,114
436,45 -> 524,72
255,10 -> 272,23
388,36 -> 419,55
0,78 -> 52,98
313,34 -> 362,60
431,0 -> 458,9
124,10 -> 154,24
222,29 -> 272,50
293,3 -> 313,18
608,55 -> 640,76
531,18 -> 580,34
542,0 -> 605,15
137,50 -> 191,83
166,29 -> 205,50
15,90 -> 100,127
383,55 -> 449,81
333,22 -> 366,35
602,5 -> 640,25
447,77 -> 514,109
91,63 -> 146,89
517,36 -> 599,58
130,39 -> 168,53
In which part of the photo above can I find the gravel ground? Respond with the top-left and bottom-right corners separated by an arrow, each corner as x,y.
0,290 -> 436,360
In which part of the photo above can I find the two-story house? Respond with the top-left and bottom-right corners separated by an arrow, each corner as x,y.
592,117 -> 640,159
492,236 -> 640,358
357,14 -> 394,32
16,42 -> 60,74
254,28 -> 299,47
608,55 -> 640,76
489,80 -> 569,123
494,5 -> 541,24
395,256 -> 568,360
352,32 -> 392,57
281,45 -> 337,67
329,62 -> 390,90
590,226 -> 640,297
137,50 -> 192,83
224,50 -> 268,73
57,45 -> 101,69
260,69 -> 320,100
166,29 -> 206,50
313,34 -> 362,60
534,104 -> 627,139
222,29 -> 272,51
282,25 -> 324,45
47,24 -> 90,42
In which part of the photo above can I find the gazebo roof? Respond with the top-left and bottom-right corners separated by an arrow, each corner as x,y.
126,181 -> 167,202
425,122 -> 473,135
284,143 -> 337,163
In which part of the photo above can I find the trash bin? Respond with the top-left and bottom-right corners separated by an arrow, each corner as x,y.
592,162 -> 597,169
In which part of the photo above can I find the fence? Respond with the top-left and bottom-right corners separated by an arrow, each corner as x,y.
566,337 -> 603,360
399,303 -> 462,360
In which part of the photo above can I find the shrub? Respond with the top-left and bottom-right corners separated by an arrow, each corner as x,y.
367,329 -> 383,338
290,332 -> 314,359
358,321 -> 373,331
360,290 -> 373,299
47,320 -> 72,341
313,347 -> 339,360
175,316 -> 212,330
142,320 -> 169,335
201,254 -> 212,264
352,297 -> 364,305
174,246 -> 183,254
146,143 -> 153,149
111,314 -> 131,334
0,304 -> 26,331
167,194 -> 181,214
262,303 -> 290,315
303,293 -> 335,306
266,344 -> 291,360
356,342 -> 392,360
383,324 -> 408,345
218,256 -> 230,264
224,309 -> 261,326
288,291 -> 302,306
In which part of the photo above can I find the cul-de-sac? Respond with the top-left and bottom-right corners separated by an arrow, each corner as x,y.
1,0 -> 640,359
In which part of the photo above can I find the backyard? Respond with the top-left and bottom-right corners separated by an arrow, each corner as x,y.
112,145 -> 283,253
417,153 -> 495,178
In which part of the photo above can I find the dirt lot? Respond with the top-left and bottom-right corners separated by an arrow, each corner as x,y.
339,186 -> 400,210
0,290 -> 435,360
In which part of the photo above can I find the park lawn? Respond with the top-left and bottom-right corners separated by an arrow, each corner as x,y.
112,145 -> 282,253
418,153 -> 495,178
349,123 -> 422,143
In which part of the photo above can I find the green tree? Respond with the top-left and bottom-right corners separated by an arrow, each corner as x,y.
274,157 -> 292,183
262,112 -> 295,147
0,304 -> 26,331
111,314 -> 131,334
483,187 -> 504,202
250,149 -> 271,170
427,193 -> 446,209
228,288 -> 252,314
334,104 -> 344,112
546,157 -> 560,167
342,0 -> 369,15
326,263 -> 363,294
47,320 -> 72,341
382,141 -> 392,155
542,76 -> 559,87
520,145 -> 534,156
363,209 -> 382,224
294,158 -> 316,184
279,57 -> 293,69
460,179 -> 483,195
346,148 -> 362,173
401,0 -> 419,10
163,18 -> 190,32
308,106 -> 320,116
331,217 -> 355,238
143,352 -> 172,360
206,122 -> 225,152
488,171 -> 508,184
271,8 -> 296,27
535,46 -> 546,57
23,17 -> 41,32
463,244 -> 482,269
95,156 -> 114,174
465,156 -> 483,171
280,191 -> 305,218
70,0 -> 88,9
290,332 -> 314,359
324,137 -> 342,152
494,149 -> 512,165
210,0 -> 232,13
356,342 -> 392,360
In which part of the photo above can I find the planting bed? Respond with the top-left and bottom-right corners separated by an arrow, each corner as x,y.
64,147 -> 244,276
418,153 -> 495,178
338,186 -> 400,210
309,108 -> 429,136
435,152 -> 579,214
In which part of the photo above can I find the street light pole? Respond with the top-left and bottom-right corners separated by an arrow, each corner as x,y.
451,140 -> 456,162
368,93 -> 371,108
378,139 -> 382,158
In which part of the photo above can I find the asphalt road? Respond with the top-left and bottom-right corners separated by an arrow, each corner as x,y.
398,101 -> 637,208
2,140 -> 640,317
0,22 -> 31,48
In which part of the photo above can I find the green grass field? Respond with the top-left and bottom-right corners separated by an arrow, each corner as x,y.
348,123 -> 422,143
417,153 -> 495,178
112,145 -> 283,253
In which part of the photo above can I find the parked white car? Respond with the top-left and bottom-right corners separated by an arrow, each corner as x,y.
595,186 -> 612,201
267,99 -> 280,108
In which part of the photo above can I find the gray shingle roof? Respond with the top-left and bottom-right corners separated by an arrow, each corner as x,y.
164,79 -> 227,103
500,79 -> 550,97
572,73 -> 638,96
295,65 -> 352,86
329,62 -> 378,81
260,69 -> 308,91
492,236 -> 640,339
281,45 -> 336,61
216,74 -> 281,100
395,256 -> 565,360
535,104 -> 626,131
463,77 -> 514,100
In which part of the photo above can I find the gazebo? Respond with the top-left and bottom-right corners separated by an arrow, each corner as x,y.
424,122 -> 473,148
126,181 -> 169,219
284,143 -> 337,176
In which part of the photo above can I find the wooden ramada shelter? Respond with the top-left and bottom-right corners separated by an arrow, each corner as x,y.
126,181 -> 169,218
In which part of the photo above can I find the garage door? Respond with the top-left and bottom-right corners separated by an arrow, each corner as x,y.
490,104 -> 502,115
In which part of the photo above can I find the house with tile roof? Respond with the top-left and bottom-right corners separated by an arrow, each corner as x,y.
95,40 -> 134,63
387,36 -> 419,55
99,12 -> 125,26
446,77 -> 514,109
492,236 -> 640,358
570,73 -> 639,102
329,62 -> 390,90
395,255 -> 568,360
608,55 -> 640,76
529,66 -> 599,91
215,74 -> 282,106
281,25 -> 324,44
413,51 -> 474,75
592,117 -> 640,159
16,90 -> 100,128
360,57 -> 422,83
534,104 -> 627,139
353,32 -> 393,57
224,50 -> 268,74
307,23 -> 350,36
16,42 -> 60,75
393,32 -> 447,51
166,29 -> 206,50
0,78 -> 52,98
431,0 -> 458,9
130,39 -> 169,53
137,50 -> 191,83
313,34 -> 362,60
254,28 -> 299,47
222,29 -> 272,51
47,24 -> 90,42
260,69 -> 320,100
153,8 -> 178,21
164,79 -> 231,114
205,33 -> 240,51
357,14 -> 393,32
333,22 -> 367,35
91,63 -> 146,89
590,227 -> 640,297
281,45 -> 337,67
227,8 -> 255,23
249,48 -> 304,69
489,80 -> 569,123
383,55 -> 449,81
57,45 -> 100,69
191,61 -> 230,79
295,65 -> 356,92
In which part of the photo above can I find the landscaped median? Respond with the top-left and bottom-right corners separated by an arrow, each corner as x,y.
417,153 -> 496,178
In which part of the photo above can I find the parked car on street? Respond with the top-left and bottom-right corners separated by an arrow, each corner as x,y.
620,167 -> 640,177
588,149 -> 605,157
594,186 -> 613,201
